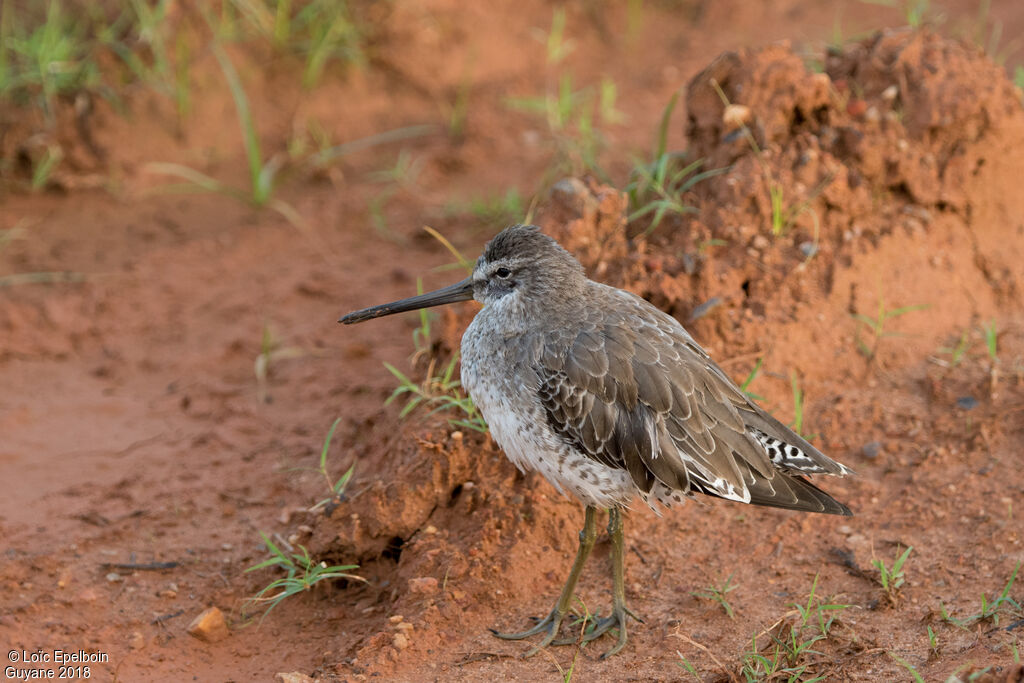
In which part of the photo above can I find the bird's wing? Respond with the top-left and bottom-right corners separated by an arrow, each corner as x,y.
533,286 -> 852,515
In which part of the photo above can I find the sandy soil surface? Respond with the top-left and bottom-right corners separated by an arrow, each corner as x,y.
2,1 -> 1024,681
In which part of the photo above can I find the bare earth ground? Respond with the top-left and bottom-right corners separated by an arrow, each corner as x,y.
2,2 -> 1024,681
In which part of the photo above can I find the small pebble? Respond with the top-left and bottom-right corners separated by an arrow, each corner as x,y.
956,396 -> 979,410
392,632 -> 409,651
275,673 -> 315,683
187,606 -> 230,643
106,573 -> 122,583
862,441 -> 882,459
723,104 -> 752,128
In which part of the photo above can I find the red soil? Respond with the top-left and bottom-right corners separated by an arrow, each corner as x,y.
2,2 -> 1024,681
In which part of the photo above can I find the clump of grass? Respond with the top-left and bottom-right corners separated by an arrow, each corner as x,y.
504,9 -> 621,180
872,545 -> 912,607
308,417 -> 355,512
941,562 -> 1022,629
936,328 -> 971,368
1,0 -> 100,120
223,0 -> 365,88
370,148 -> 424,188
242,532 -> 364,622
506,73 -> 614,179
625,93 -> 726,236
244,422 -> 361,621
933,320 -> 1004,396
253,322 -> 307,403
676,652 -> 702,681
852,296 -> 930,362
146,43 -> 325,245
147,43 -> 286,207
98,0 -> 192,129
941,562 -> 1023,629
889,651 -> 926,682
690,573 -> 740,618
385,354 -> 488,433
740,574 -> 848,680
444,188 -> 525,228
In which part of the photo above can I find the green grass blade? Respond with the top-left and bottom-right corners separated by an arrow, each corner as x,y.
653,92 -> 678,160
144,162 -> 229,193
888,652 -> 925,683
213,42 -> 263,203
319,417 -> 342,471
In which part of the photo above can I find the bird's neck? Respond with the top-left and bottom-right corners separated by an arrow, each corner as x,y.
481,279 -> 588,337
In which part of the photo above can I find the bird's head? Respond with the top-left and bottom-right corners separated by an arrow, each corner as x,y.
340,224 -> 585,326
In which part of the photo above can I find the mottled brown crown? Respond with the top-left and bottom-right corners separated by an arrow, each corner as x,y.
482,225 -> 577,268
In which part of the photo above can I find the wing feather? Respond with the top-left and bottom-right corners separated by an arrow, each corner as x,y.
534,284 -> 853,515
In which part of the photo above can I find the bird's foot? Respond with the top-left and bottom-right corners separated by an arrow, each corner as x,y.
553,604 -> 643,658
489,607 -> 565,657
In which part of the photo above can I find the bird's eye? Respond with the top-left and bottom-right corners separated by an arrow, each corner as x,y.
494,267 -> 512,279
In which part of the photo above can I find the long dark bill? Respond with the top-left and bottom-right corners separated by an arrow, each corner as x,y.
339,277 -> 474,325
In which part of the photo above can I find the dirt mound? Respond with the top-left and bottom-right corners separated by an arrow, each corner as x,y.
635,30 -> 1024,372
305,30 -> 1024,679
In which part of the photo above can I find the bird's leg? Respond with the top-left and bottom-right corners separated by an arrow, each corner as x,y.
490,505 -> 598,656
554,506 -> 642,657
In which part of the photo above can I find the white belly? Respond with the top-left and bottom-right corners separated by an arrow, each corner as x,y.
461,319 -> 635,509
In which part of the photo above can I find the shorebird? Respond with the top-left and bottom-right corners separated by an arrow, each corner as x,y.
341,224 -> 854,658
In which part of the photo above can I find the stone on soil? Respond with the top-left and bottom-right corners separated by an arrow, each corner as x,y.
186,606 -> 230,643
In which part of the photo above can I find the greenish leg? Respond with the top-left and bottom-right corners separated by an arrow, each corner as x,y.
601,505 -> 641,657
490,506 -> 599,657
553,506 -> 642,657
